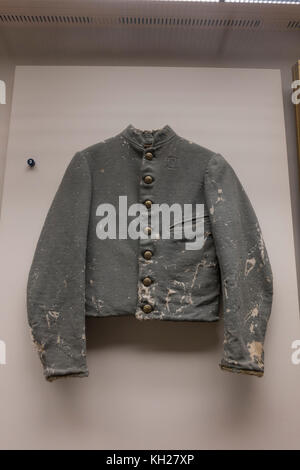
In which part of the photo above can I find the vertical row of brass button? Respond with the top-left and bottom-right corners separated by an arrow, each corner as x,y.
141,144 -> 154,314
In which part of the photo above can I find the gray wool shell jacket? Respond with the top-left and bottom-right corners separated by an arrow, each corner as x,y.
27,124 -> 273,381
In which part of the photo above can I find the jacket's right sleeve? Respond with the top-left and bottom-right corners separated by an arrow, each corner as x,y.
27,151 -> 91,381
204,152 -> 273,376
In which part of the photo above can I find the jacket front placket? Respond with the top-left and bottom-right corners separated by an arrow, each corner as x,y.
135,131 -> 159,320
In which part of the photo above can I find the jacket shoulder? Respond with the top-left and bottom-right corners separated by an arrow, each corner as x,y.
77,139 -> 108,157
75,137 -> 118,166
178,136 -> 217,159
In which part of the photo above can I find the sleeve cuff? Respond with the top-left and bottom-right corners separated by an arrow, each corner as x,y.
219,364 -> 264,377
44,367 -> 89,382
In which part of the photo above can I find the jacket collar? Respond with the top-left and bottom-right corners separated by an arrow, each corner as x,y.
121,123 -> 177,149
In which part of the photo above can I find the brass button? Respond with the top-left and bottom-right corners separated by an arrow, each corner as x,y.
143,175 -> 153,184
142,277 -> 152,287
145,152 -> 153,160
144,199 -> 152,209
142,304 -> 153,314
143,250 -> 153,260
144,226 -> 152,235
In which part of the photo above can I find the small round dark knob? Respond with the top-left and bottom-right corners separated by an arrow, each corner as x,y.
144,199 -> 153,209
142,277 -> 152,287
27,158 -> 36,168
142,304 -> 153,314
143,250 -> 153,260
143,175 -> 153,184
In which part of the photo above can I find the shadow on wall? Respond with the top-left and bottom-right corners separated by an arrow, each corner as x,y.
84,315 -> 258,427
85,315 -> 221,354
24,313 -> 257,434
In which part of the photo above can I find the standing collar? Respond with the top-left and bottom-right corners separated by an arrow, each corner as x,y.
121,123 -> 177,149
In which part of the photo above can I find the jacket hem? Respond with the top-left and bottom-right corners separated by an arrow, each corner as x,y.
85,310 -> 220,322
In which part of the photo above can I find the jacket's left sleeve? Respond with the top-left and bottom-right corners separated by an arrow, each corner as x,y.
27,151 -> 91,381
204,152 -> 273,376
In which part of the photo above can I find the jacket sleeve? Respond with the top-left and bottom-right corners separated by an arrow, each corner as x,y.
27,151 -> 91,381
204,153 -> 273,377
